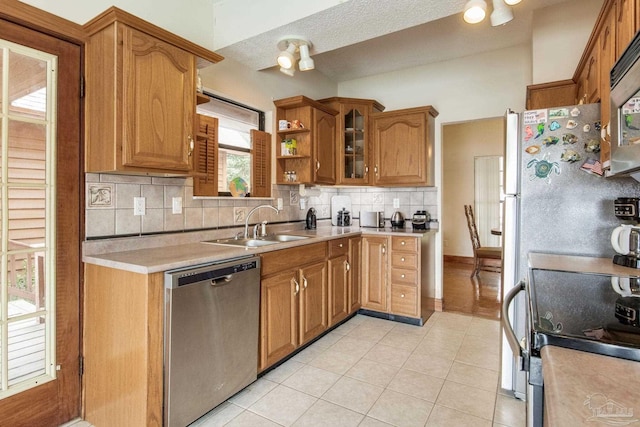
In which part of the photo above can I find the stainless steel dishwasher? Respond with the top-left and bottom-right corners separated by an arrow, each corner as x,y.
164,256 -> 260,427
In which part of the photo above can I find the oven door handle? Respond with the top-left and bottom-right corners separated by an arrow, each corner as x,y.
502,280 -> 526,358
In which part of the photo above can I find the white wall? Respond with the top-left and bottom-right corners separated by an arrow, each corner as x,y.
531,0 -> 603,83
20,0 -> 216,51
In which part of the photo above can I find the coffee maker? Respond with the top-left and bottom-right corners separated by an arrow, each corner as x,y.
612,197 -> 640,268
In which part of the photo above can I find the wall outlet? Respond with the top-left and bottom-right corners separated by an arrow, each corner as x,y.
277,197 -> 283,210
393,198 -> 400,208
234,207 -> 246,223
134,197 -> 145,216
300,198 -> 306,210
172,197 -> 182,214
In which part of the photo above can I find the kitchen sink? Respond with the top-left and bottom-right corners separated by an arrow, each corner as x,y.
262,234 -> 310,242
201,234 -> 310,248
202,238 -> 279,248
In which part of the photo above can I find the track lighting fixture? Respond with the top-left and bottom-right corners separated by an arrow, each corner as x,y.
276,37 -> 314,76
463,0 -> 521,25
463,0 -> 487,24
490,0 -> 514,26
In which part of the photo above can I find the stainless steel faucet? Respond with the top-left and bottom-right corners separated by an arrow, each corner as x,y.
244,204 -> 279,238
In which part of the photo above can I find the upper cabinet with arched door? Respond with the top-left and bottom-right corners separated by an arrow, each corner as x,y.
83,7 -> 223,175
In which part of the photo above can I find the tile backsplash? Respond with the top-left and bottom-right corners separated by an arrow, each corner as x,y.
85,173 -> 438,239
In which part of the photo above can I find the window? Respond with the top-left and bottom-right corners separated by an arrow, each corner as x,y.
0,39 -> 57,398
196,94 -> 265,196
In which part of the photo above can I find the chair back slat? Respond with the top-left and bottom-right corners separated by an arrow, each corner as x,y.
464,204 -> 482,251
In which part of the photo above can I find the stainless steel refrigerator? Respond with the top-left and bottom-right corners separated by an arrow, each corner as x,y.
501,103 -> 640,398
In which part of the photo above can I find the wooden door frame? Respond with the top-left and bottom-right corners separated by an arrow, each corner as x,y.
0,2 -> 84,425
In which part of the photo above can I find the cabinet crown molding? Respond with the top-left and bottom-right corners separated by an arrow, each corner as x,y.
83,6 -> 223,67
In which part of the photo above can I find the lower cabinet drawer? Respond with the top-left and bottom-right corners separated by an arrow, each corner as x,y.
391,267 -> 418,285
391,252 -> 418,269
390,284 -> 418,317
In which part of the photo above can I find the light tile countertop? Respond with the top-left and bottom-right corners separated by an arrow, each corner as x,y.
541,345 -> 640,425
82,222 -> 437,274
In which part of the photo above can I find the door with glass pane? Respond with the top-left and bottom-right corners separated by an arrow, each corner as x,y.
0,19 -> 81,426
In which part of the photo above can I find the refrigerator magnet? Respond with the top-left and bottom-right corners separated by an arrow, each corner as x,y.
549,121 -> 561,131
562,133 -> 577,144
549,108 -> 569,119
525,125 -> 534,141
560,149 -> 582,163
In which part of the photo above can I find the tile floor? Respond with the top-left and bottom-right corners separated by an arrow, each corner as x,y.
190,311 -> 525,427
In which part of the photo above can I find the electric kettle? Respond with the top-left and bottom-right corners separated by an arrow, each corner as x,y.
305,207 -> 317,230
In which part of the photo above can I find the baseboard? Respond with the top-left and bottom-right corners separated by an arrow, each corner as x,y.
444,255 -> 474,264
444,255 -> 501,268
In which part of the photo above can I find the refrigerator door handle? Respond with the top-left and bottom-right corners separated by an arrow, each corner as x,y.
502,281 -> 527,359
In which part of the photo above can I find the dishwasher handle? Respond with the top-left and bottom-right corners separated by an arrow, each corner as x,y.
210,275 -> 233,286
502,281 -> 526,358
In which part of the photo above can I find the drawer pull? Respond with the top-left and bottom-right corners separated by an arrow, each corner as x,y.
339,243 -> 343,248
401,274 -> 405,278
401,293 -> 405,298
401,257 -> 405,262
401,241 -> 406,246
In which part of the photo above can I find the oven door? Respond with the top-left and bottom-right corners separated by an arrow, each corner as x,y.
502,281 -> 544,427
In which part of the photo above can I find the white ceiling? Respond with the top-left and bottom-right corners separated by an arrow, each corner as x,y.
216,0 -> 573,82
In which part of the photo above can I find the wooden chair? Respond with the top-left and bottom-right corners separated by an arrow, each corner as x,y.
464,205 -> 502,277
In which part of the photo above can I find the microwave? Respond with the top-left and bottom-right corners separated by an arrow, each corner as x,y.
610,30 -> 640,177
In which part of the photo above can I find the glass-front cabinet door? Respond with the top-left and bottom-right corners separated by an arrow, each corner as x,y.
343,108 -> 366,182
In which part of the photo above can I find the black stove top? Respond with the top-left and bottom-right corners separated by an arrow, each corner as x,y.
528,268 -> 640,361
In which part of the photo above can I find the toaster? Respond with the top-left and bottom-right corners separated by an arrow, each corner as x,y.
360,211 -> 385,228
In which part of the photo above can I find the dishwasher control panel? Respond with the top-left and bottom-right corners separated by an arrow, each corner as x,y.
165,257 -> 260,288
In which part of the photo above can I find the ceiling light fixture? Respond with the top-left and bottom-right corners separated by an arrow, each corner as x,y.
463,0 -> 487,24
298,44 -> 315,71
276,37 -> 314,76
490,0 -> 514,26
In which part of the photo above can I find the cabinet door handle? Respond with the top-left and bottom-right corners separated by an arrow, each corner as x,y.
293,278 -> 300,295
382,245 -> 386,255
364,165 -> 369,176
345,260 -> 350,271
188,135 -> 194,157
316,161 -> 321,171
374,165 -> 379,176
303,276 -> 308,289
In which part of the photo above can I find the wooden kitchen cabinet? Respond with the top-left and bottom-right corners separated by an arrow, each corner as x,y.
526,80 -> 577,110
259,242 -> 328,371
370,106 -> 438,186
616,0 -> 637,58
348,236 -> 362,313
389,236 -> 421,318
299,261 -> 329,343
318,97 -> 385,185
328,238 -> 350,327
260,270 -> 298,370
361,235 -> 389,312
274,96 -> 338,185
83,7 -> 223,174
83,264 -> 163,427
